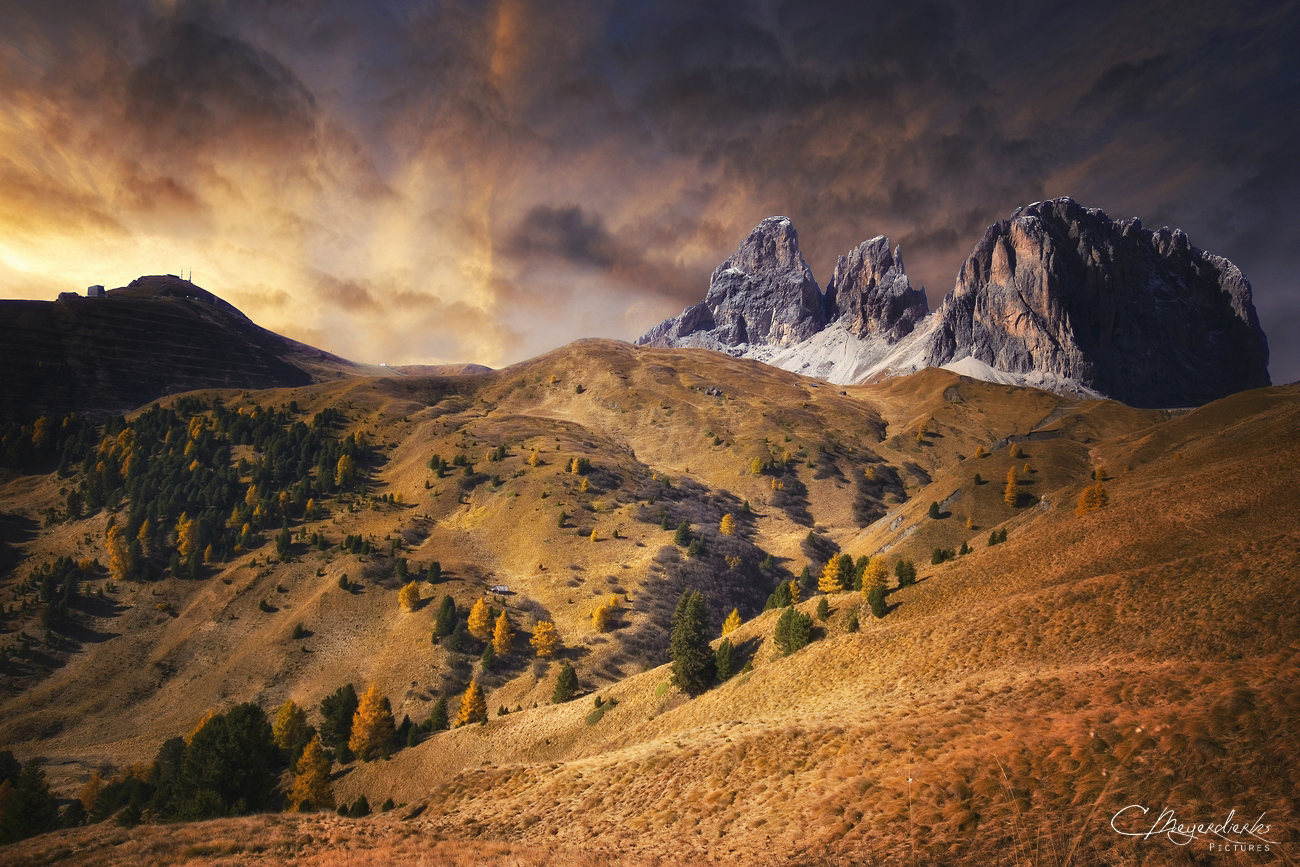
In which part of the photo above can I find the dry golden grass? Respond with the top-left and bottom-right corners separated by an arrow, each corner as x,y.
2,343 -> 1298,866
0,813 -> 665,866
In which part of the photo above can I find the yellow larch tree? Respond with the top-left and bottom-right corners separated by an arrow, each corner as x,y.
457,678 -> 487,726
530,621 -> 560,658
77,771 -> 104,813
719,513 -> 736,536
289,734 -> 334,811
1076,482 -> 1110,516
136,517 -> 154,558
348,683 -> 396,761
818,556 -> 844,593
106,524 -> 129,583
592,595 -> 618,633
788,580 -> 801,605
492,610 -> 513,655
467,597 -> 492,640
399,581 -> 420,612
863,558 -> 890,597
175,512 -> 197,558
335,454 -> 355,488
527,447 -> 541,467
272,699 -> 307,750
722,608 -> 742,636
1004,466 -> 1019,507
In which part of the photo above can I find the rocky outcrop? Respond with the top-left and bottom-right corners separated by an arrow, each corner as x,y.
637,217 -> 824,350
637,200 -> 1270,407
921,198 -> 1271,407
826,237 -> 929,341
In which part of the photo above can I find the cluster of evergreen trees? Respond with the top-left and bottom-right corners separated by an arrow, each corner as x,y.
2,681 -> 462,839
57,703 -> 282,828
0,413 -> 96,476
51,399 -> 371,581
0,751 -> 61,844
25,556 -> 93,631
430,595 -> 518,675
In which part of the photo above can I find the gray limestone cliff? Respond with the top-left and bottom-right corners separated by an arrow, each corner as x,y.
636,217 -> 825,350
921,198 -> 1271,407
826,236 -> 929,341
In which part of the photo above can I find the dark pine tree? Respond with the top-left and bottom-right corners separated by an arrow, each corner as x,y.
670,589 -> 714,695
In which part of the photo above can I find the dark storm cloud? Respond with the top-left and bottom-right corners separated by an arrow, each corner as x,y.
508,205 -> 618,269
0,0 -> 1296,378
125,15 -> 318,155
1076,55 -> 1173,115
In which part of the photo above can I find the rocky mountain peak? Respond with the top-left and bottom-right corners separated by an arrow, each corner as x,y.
637,217 -> 824,350
826,235 -> 929,342
637,199 -> 1269,407
922,197 -> 1270,407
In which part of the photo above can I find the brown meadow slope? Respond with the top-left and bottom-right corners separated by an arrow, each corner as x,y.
0,340 -> 1296,865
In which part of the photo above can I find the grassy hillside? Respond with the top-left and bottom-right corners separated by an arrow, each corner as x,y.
1,340 -> 1296,865
0,276 -> 387,423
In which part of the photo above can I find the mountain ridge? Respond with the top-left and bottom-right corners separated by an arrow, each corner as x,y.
0,275 -> 392,423
638,198 -> 1271,407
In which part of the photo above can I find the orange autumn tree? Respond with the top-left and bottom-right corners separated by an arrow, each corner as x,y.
348,684 -> 396,761
289,734 -> 334,811
1004,467 -> 1019,507
530,621 -> 560,658
457,678 -> 487,726
1076,481 -> 1110,516
467,597 -> 492,641
398,581 -> 420,612
492,610 -> 513,655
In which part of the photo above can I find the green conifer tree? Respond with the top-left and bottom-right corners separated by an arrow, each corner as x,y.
670,589 -> 714,695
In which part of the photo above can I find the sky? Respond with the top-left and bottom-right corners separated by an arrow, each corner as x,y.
1,0 -> 1297,382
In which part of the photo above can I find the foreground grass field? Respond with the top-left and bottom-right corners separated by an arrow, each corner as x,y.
2,343 -> 1297,865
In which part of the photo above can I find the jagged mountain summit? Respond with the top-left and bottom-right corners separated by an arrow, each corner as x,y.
636,218 -> 931,384
825,236 -> 929,342
636,216 -> 826,350
919,198 -> 1271,407
637,198 -> 1271,407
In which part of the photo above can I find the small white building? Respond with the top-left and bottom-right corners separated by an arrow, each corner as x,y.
87,285 -> 104,297
489,584 -> 510,594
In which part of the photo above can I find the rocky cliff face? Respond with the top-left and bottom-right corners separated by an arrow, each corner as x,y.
637,199 -> 1270,407
636,217 -> 825,350
921,198 -> 1271,407
826,237 -> 929,341
636,217 -> 927,371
